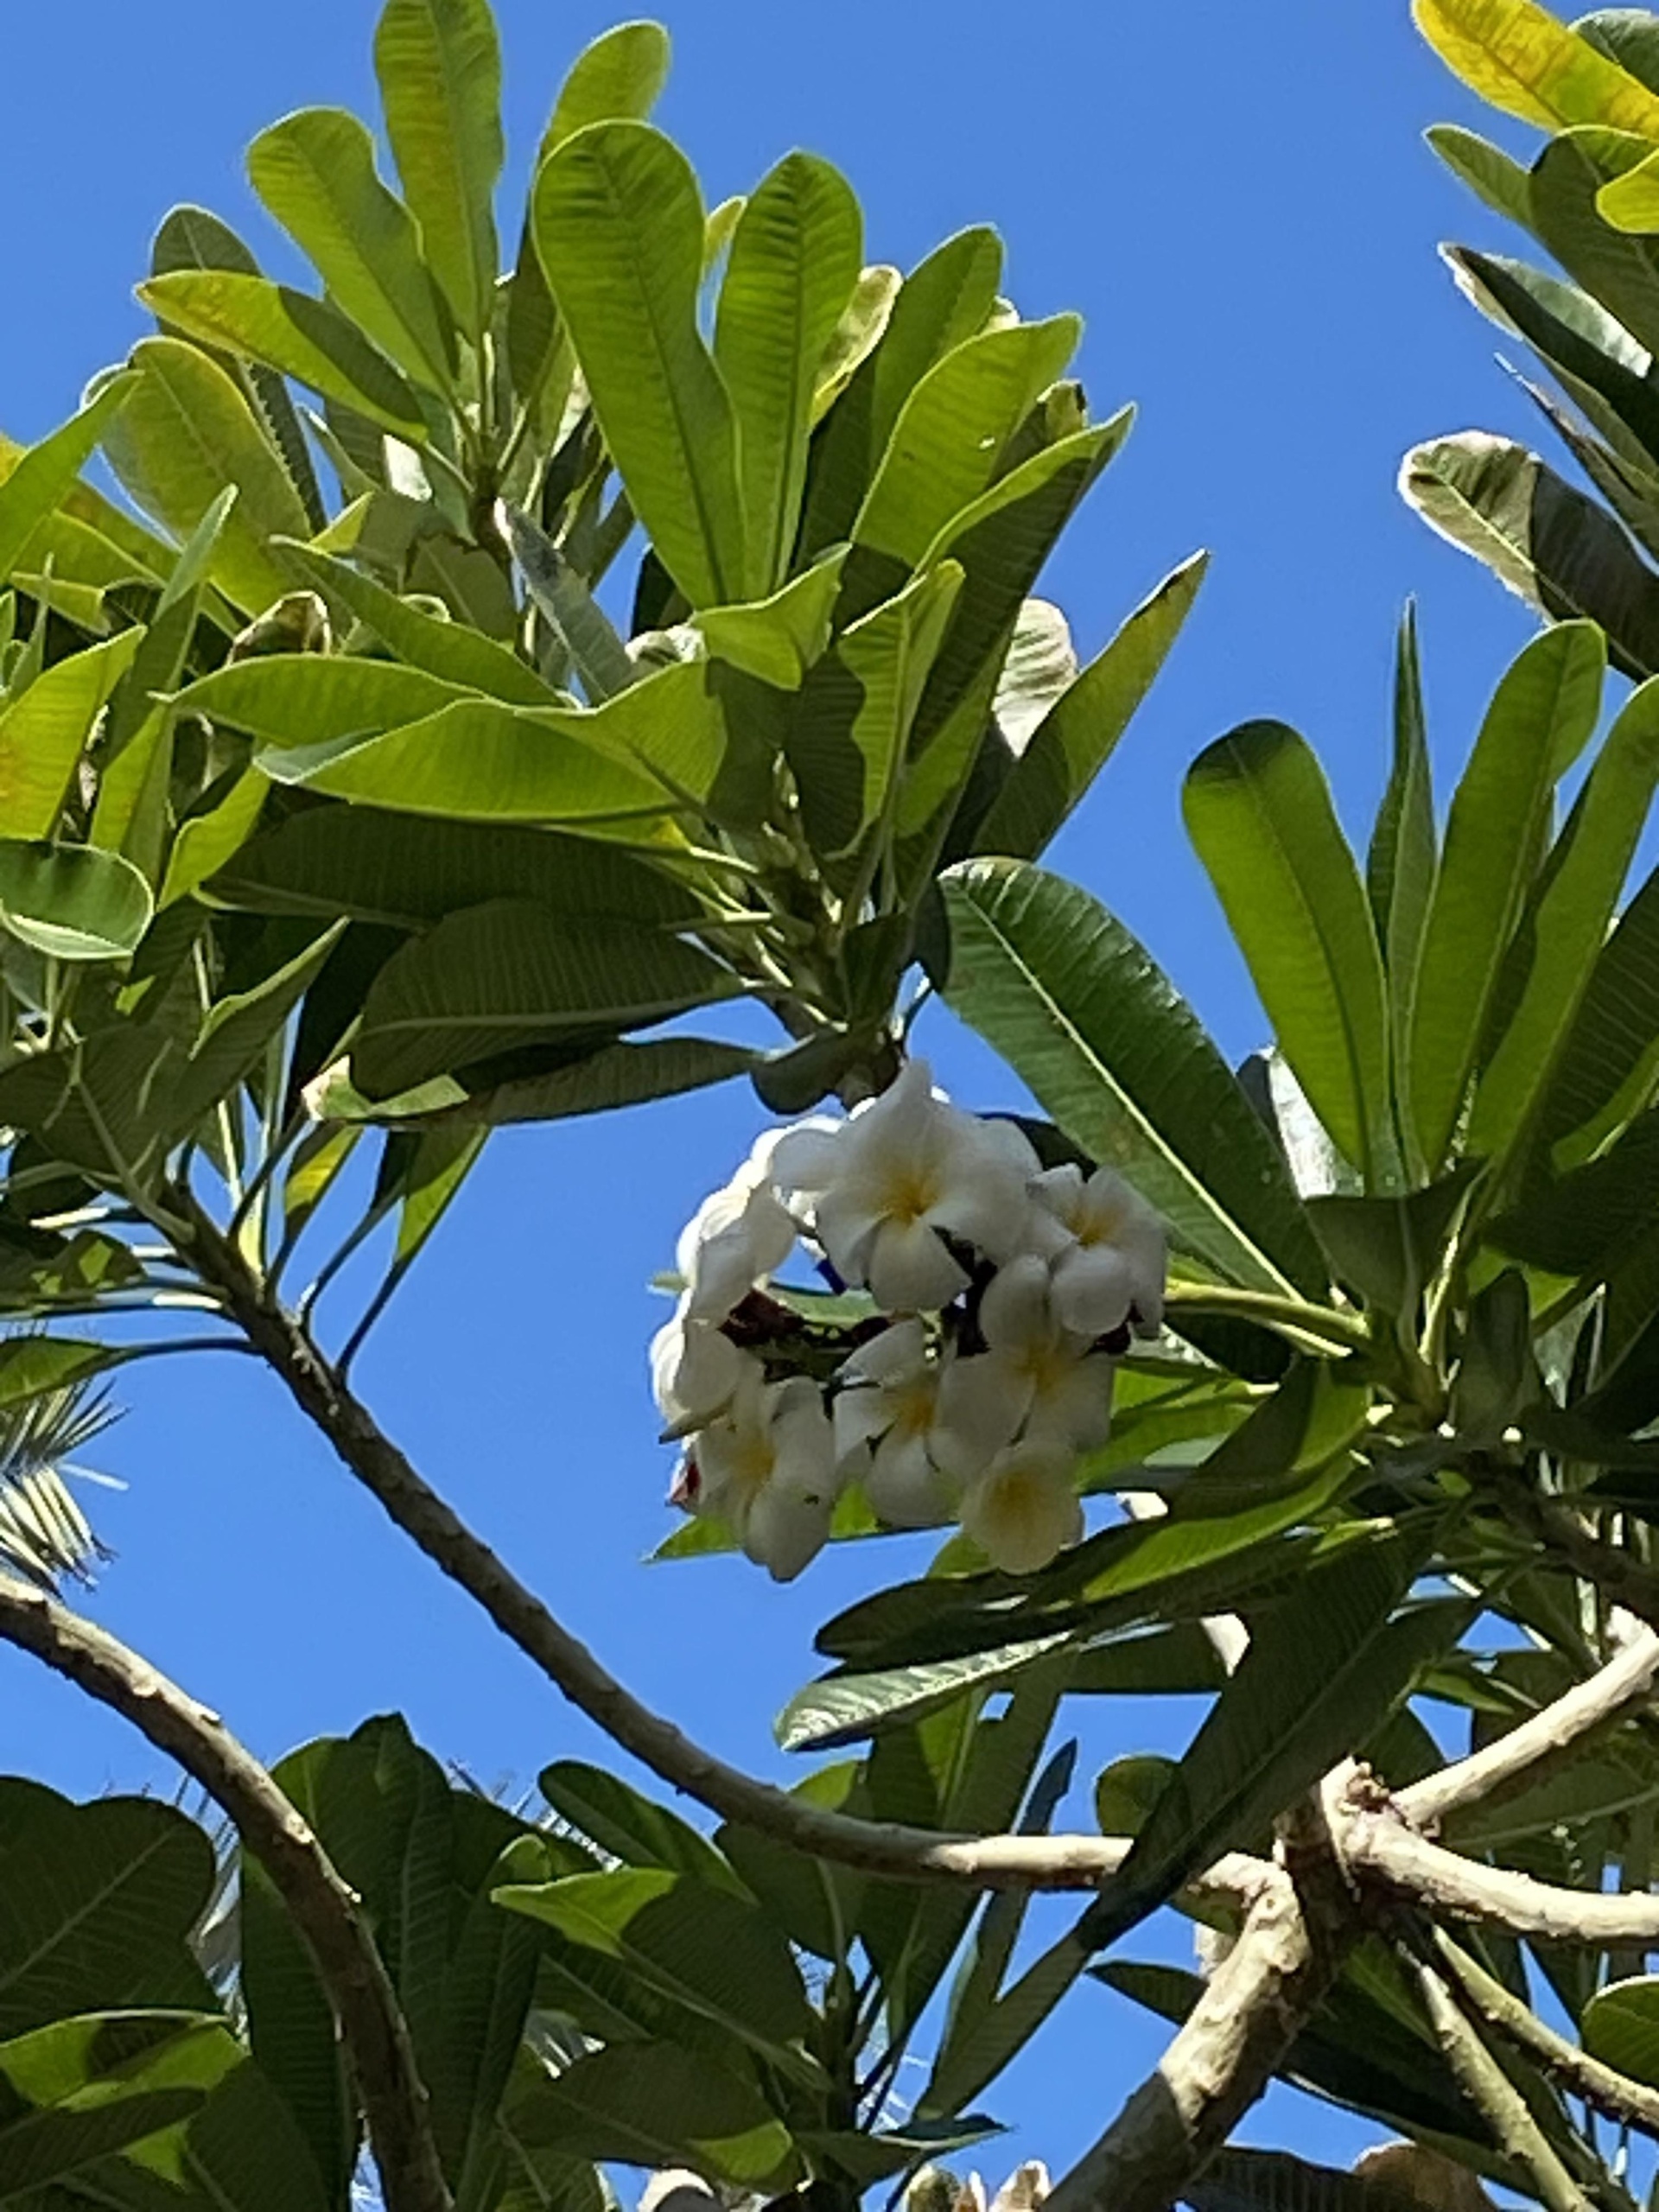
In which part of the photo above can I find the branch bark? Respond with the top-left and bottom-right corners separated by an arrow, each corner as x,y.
1341,1799 -> 1659,1947
1433,1928 -> 1659,2138
0,1573 -> 452,2212
1046,1779 -> 1355,2212
1397,1615 -> 1659,1830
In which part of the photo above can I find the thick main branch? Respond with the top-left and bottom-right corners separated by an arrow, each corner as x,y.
0,1574 -> 451,2212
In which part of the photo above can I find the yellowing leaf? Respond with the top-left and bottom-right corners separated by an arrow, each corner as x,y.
1414,0 -> 1659,136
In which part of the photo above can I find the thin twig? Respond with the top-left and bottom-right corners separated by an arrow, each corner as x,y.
1408,1948 -> 1592,2212
1433,1928 -> 1659,2139
0,1573 -> 452,2212
1398,1617 -> 1659,1830
178,1197 -> 1276,1894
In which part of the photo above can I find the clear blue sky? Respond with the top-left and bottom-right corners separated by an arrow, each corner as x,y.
0,0 -> 1559,2183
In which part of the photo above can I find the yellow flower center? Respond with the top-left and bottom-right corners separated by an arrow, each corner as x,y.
879,1161 -> 941,1226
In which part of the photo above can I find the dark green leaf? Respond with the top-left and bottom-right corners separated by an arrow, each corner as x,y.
1402,433 -> 1659,683
502,2041 -> 794,2189
0,842 -> 152,963
975,551 -> 1205,861
937,859 -> 1327,1293
351,899 -> 737,1095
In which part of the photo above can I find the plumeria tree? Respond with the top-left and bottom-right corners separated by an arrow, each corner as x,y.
8,6 -> 1659,2212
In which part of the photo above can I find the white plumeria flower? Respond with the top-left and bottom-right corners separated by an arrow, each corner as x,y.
832,1319 -> 961,1528
769,1058 -> 1038,1312
1031,1162 -> 1166,1338
677,1132 -> 798,1324
693,1372 -> 842,1581
650,1299 -> 755,1430
960,1439 -> 1084,1574
933,1253 -> 1114,1478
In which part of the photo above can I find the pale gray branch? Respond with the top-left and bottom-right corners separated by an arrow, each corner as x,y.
1408,1950 -> 1592,2212
1398,1617 -> 1659,1831
1343,1802 -> 1659,1947
0,1573 -> 452,2212
1434,1928 -> 1659,2138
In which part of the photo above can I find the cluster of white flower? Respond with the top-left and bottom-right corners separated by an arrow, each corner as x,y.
650,1059 -> 1166,1584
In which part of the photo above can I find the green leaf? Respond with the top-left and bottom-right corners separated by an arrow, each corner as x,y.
937,858 -> 1327,1294
1534,861 -> 1659,1162
537,1763 -> 744,1894
714,151 -> 861,593
0,632 -> 143,840
1428,121 -> 1535,223
541,22 -> 671,155
168,925 -> 344,1139
493,1868 -> 815,2071
1409,620 -> 1605,1171
975,551 -> 1206,861
1529,126 -> 1659,356
0,1783 -> 217,2035
0,1337 -> 126,1410
1185,720 -> 1392,1184
247,107 -> 454,391
1450,1268 -> 1535,1441
259,662 -> 724,827
894,417 -> 1133,846
502,2041 -> 793,2190
1085,1548 -> 1458,1948
375,0 -> 503,340
0,380 -> 137,589
1369,605 -> 1437,1173
695,546 -> 849,690
776,1633 -> 1074,1753
533,122 -> 744,608
351,899 -> 737,1096
501,504 -> 636,702
321,1035 -> 753,1127
210,805 -> 700,931
1582,1974 -> 1659,2088
801,224 -> 1004,557
174,655 -> 471,747
0,2010 -> 238,2199
0,842 -> 153,962
1401,433 -> 1659,682
149,202 -> 326,533
789,563 -> 964,856
1468,671 -> 1659,1168
137,271 -> 429,441
100,339 -> 309,614
281,542 -> 557,706
1306,1166 -> 1479,1320
853,315 -> 1081,571
159,770 -> 270,909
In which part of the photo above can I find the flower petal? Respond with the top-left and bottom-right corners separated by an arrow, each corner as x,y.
960,1442 -> 1084,1574
1051,1243 -> 1137,1338
866,1427 -> 957,1528
866,1217 -> 969,1311
932,1350 -> 1027,1481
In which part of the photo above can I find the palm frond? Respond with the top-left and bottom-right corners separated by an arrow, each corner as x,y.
0,1380 -> 117,1591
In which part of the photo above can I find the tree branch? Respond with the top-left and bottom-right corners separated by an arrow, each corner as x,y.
1397,1615 -> 1659,1830
180,1200 -> 1277,1897
1341,1799 -> 1659,1947
1407,1949 -> 1593,2212
0,1573 -> 453,2212
1433,1927 -> 1659,2139
1046,1778 -> 1355,2212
